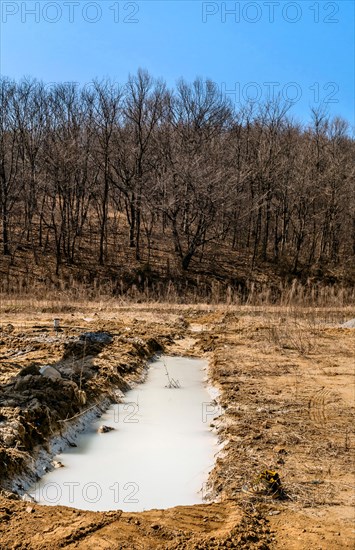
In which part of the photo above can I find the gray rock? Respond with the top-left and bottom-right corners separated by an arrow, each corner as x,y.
21,493 -> 36,503
39,365 -> 62,380
341,318 -> 355,328
79,332 -> 113,344
98,425 -> 114,434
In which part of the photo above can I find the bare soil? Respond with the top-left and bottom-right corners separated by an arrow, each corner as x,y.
0,301 -> 354,549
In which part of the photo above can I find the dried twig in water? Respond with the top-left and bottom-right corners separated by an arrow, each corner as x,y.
163,359 -> 181,388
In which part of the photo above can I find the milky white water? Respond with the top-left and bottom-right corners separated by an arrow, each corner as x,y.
28,356 -> 219,512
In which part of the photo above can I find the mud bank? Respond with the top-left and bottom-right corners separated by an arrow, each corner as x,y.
0,327 -> 166,496
10,397 -> 112,496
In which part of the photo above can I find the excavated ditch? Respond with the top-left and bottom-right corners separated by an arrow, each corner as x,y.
27,356 -> 220,512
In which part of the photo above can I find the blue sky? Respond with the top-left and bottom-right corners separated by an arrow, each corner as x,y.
1,0 -> 354,128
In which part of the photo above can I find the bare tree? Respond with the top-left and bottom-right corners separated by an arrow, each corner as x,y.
0,74 -> 354,291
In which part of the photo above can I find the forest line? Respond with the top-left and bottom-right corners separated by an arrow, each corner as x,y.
1,70 -> 354,295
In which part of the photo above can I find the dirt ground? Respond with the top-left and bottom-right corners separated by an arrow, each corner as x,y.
0,300 -> 354,549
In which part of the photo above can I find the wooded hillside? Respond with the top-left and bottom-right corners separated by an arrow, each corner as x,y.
1,71 -> 354,301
